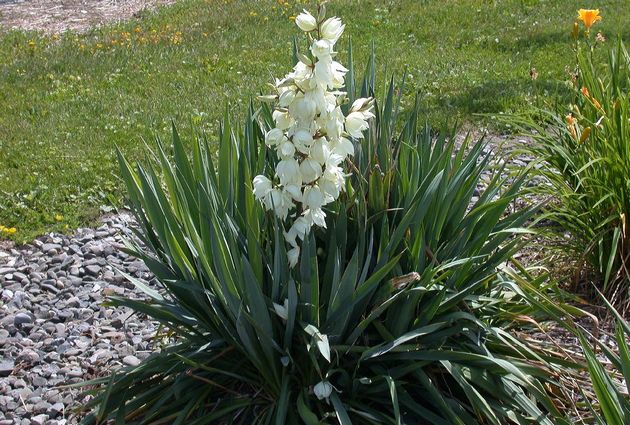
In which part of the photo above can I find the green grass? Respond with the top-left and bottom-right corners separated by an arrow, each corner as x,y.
0,0 -> 628,242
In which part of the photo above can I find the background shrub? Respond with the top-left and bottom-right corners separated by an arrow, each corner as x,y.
507,39 -> 630,308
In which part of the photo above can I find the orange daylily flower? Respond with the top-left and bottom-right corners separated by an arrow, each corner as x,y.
577,9 -> 602,30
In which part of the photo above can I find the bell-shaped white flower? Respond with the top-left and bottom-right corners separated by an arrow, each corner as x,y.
289,94 -> 317,123
304,208 -> 327,228
276,158 -> 302,186
285,216 -> 310,248
264,188 -> 294,220
311,39 -> 333,59
283,183 -> 303,202
330,61 -> 348,89
300,158 -> 323,184
345,111 -> 370,139
278,140 -> 296,158
295,10 -> 317,32
320,17 -> 345,43
303,185 -> 325,210
310,137 -> 330,165
252,175 -> 272,200
330,136 -> 354,158
287,246 -> 300,268
313,380 -> 333,401
265,128 -> 285,147
273,110 -> 293,130
278,88 -> 296,108
314,58 -> 334,89
273,299 -> 289,320
292,129 -> 314,154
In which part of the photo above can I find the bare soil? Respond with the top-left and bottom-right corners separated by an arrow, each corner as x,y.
0,0 -> 176,33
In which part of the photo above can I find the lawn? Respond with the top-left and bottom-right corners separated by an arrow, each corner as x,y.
0,0 -> 628,242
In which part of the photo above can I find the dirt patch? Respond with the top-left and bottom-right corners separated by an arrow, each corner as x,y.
0,0 -> 176,33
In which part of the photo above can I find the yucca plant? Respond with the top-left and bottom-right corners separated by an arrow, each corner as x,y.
79,15 -> 570,425
505,37 -> 630,307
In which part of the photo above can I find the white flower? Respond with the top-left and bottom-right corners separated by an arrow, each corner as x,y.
304,88 -> 328,115
349,97 -> 372,113
283,184 -> 302,203
310,137 -> 330,164
273,299 -> 289,320
278,140 -> 296,158
276,158 -> 302,186
264,188 -> 294,220
311,39 -> 333,59
289,94 -> 317,123
313,380 -> 333,401
345,111 -> 370,139
273,110 -> 293,130
278,88 -> 296,107
292,128 -> 314,153
295,10 -> 317,32
304,208 -> 327,228
322,107 -> 345,141
314,58 -> 333,89
300,158 -> 323,184
303,185 -> 325,210
331,61 -> 348,89
330,136 -> 354,158
287,246 -> 300,268
320,17 -> 344,43
252,175 -> 272,200
285,216 -> 310,248
265,128 -> 285,146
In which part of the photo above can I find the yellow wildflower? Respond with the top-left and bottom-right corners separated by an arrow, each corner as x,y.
577,9 -> 602,30
55,214 -> 64,221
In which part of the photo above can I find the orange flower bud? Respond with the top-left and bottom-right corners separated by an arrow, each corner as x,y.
572,22 -> 580,39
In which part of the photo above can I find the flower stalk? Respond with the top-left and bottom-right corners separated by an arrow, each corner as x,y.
253,6 -> 373,267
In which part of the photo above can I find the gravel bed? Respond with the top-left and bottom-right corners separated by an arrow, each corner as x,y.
0,212 -> 157,425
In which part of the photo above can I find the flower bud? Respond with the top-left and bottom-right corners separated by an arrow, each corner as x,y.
295,10 -> 317,32
320,17 -> 344,43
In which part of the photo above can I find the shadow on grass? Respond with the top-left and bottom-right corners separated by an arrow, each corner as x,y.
420,78 -> 571,123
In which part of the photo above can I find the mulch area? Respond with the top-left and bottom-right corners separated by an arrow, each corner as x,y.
0,0 -> 176,33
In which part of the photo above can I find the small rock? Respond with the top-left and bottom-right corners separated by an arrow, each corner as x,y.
85,265 -> 101,276
14,312 -> 33,327
122,355 -> 141,367
0,359 -> 14,377
31,414 -> 48,425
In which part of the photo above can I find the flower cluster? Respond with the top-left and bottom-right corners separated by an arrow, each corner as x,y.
253,7 -> 373,267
